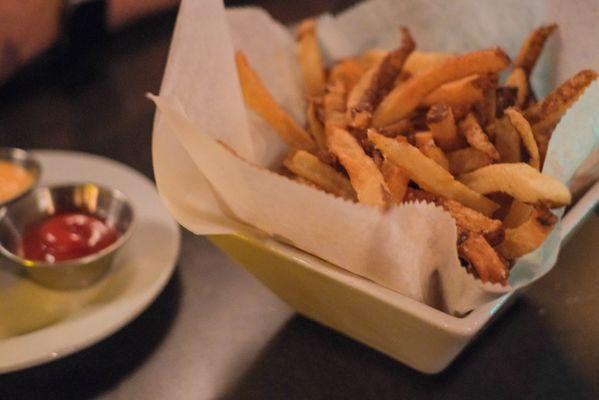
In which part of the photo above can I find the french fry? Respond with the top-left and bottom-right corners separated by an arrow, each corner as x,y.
296,19 -> 326,97
372,47 -> 511,127
235,52 -> 316,151
328,126 -> 389,206
504,108 -> 540,169
405,188 -> 504,245
413,131 -> 450,170
357,49 -> 388,70
306,100 -> 328,153
525,69 -> 598,159
426,104 -> 464,151
459,113 -> 500,160
497,206 -> 557,259
503,200 -> 534,229
505,67 -> 528,107
492,115 -> 521,163
347,63 -> 379,121
284,150 -> 356,200
447,147 -> 492,175
324,80 -> 349,128
350,28 -> 416,129
495,86 -> 518,117
422,75 -> 488,109
381,159 -> 409,203
379,118 -> 413,137
458,232 -> 508,284
458,163 -> 571,207
368,130 -> 499,215
514,24 -> 557,74
475,74 -> 499,127
404,51 -> 453,74
328,59 -> 365,92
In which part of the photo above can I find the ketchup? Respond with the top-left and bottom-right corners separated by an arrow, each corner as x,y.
21,212 -> 118,263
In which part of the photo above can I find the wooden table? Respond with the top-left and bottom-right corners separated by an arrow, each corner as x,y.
0,2 -> 598,399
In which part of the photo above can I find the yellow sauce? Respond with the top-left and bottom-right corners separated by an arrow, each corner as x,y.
0,161 -> 33,203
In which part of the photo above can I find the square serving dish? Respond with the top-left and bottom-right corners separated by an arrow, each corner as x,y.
210,181 -> 599,374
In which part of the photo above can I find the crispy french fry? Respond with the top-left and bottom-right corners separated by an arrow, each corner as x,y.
328,59 -> 365,92
381,159 -> 409,203
475,74 -> 499,127
405,188 -> 504,245
514,24 -> 557,74
447,147 -> 492,175
459,113 -> 500,160
347,63 -> 379,121
426,104 -> 464,151
284,150 -> 356,200
328,126 -> 389,206
458,232 -> 508,284
324,80 -> 349,128
372,47 -> 511,127
235,52 -> 316,151
404,51 -> 453,74
504,108 -> 540,169
350,28 -> 415,129
306,100 -> 328,153
503,200 -> 534,229
379,118 -> 413,137
357,49 -> 388,70
368,130 -> 499,215
296,19 -> 326,97
413,131 -> 450,170
497,206 -> 557,259
492,115 -> 521,163
422,75 -> 489,109
505,67 -> 528,107
458,163 -> 571,207
525,69 -> 598,159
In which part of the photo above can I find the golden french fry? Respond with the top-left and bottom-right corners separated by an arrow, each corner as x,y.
328,126 -> 389,206
324,80 -> 349,128
296,19 -> 326,97
492,115 -> 521,163
422,75 -> 489,109
459,113 -> 500,160
404,51 -> 453,74
503,200 -> 534,229
476,74 -> 499,127
413,131 -> 450,170
306,100 -> 328,153
372,47 -> 511,127
497,206 -> 557,259
426,104 -> 464,151
350,28 -> 416,129
505,67 -> 528,107
284,150 -> 356,200
328,59 -> 365,92
357,49 -> 388,70
235,52 -> 316,151
458,232 -> 508,284
525,69 -> 598,159
368,130 -> 499,215
381,159 -> 409,203
447,147 -> 492,175
514,24 -> 557,74
458,163 -> 571,207
504,108 -> 540,169
404,188 -> 504,245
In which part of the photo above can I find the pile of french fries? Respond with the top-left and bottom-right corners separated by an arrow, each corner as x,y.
235,20 -> 597,285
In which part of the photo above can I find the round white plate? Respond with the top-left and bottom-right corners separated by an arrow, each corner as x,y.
0,150 -> 180,374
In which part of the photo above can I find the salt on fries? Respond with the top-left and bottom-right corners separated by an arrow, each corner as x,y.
233,21 -> 594,285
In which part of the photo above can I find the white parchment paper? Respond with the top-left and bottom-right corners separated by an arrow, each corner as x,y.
151,0 -> 598,315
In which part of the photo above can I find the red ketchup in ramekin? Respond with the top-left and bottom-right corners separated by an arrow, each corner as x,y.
21,212 -> 118,263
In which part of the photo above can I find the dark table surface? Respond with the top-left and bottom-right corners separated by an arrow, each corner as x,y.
1,1 -> 598,399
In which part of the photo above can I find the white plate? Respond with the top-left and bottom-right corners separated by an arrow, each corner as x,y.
0,150 -> 180,374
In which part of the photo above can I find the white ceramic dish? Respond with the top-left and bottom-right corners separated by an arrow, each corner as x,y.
0,151 -> 180,374
211,180 -> 599,374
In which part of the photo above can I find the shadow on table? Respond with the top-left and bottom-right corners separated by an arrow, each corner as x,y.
221,297 -> 595,400
0,268 -> 181,400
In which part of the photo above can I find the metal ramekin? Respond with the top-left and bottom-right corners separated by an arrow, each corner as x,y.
0,183 -> 135,289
